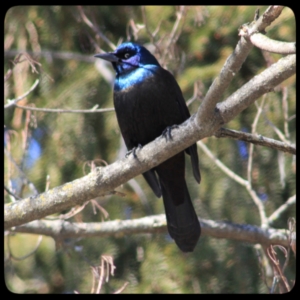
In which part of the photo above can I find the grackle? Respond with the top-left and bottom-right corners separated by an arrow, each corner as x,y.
95,42 -> 201,252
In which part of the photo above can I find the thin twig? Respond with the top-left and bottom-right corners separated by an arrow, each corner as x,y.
267,195 -> 296,225
13,104 -> 114,113
267,245 -> 290,293
197,141 -> 248,186
247,97 -> 267,224
4,79 -> 39,109
114,282 -> 129,294
261,111 -> 290,144
248,97 -> 266,185
4,186 -> 22,200
77,6 -> 115,50
161,6 -> 186,64
282,87 -> 290,140
5,49 -> 96,63
214,128 -> 296,155
197,140 -> 268,226
246,186 -> 268,227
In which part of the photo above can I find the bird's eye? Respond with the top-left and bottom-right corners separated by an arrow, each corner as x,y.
124,53 -> 130,59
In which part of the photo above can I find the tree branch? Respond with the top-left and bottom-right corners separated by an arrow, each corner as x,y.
77,6 -> 116,50
12,104 -> 114,113
4,49 -> 96,63
197,141 -> 247,186
10,216 -> 290,248
267,195 -> 296,226
197,140 -> 268,228
197,5 -> 285,127
4,79 -> 39,109
249,33 -> 295,54
216,54 -> 295,123
214,128 -> 296,155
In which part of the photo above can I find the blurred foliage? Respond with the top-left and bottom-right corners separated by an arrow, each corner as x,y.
4,6 -> 295,293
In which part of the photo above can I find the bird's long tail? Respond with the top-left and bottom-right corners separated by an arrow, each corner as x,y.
156,153 -> 201,252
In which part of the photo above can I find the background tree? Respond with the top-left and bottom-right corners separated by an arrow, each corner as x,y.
4,6 -> 295,293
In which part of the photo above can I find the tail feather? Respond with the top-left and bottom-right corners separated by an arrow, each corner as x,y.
160,180 -> 201,252
156,152 -> 201,252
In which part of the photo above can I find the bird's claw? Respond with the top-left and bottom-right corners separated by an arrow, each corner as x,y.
162,125 -> 179,141
125,144 -> 143,158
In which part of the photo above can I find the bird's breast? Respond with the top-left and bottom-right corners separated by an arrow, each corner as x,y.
113,65 -> 183,148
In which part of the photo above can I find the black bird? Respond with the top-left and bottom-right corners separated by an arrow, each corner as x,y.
95,42 -> 201,252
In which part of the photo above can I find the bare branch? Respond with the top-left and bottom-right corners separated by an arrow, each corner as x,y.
217,54 -> 295,124
10,216 -> 290,248
267,245 -> 291,293
114,282 -> 129,294
250,33 -> 295,54
282,87 -> 290,140
267,195 -> 296,225
5,49 -> 96,63
4,186 -> 22,200
197,141 -> 247,186
12,104 -> 114,113
246,185 -> 268,228
214,128 -> 296,155
197,140 -> 268,227
239,6 -> 285,37
197,6 -> 285,127
4,79 -> 39,109
196,28 -> 253,126
248,97 -> 266,186
161,6 -> 186,64
245,97 -> 269,226
77,6 -> 115,50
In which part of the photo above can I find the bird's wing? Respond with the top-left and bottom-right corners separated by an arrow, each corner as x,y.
142,170 -> 161,198
161,68 -> 201,183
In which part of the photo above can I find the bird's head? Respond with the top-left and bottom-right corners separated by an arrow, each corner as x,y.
95,42 -> 160,75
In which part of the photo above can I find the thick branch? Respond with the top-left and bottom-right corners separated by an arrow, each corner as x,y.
196,31 -> 253,126
196,5 -> 285,127
217,54 -> 295,123
11,216 -> 290,248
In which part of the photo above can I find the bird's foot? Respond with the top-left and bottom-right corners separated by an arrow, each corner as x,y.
162,125 -> 179,141
125,144 -> 143,158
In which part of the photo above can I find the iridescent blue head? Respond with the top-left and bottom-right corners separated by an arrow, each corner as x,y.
95,42 -> 160,76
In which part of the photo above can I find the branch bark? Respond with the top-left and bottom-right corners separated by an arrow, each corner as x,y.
249,33 -> 295,54
11,216 -> 290,248
214,127 -> 296,155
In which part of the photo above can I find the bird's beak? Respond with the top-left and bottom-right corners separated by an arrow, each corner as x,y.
94,52 -> 119,63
